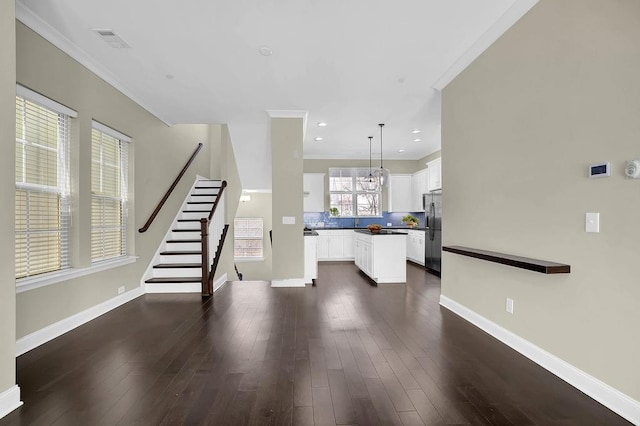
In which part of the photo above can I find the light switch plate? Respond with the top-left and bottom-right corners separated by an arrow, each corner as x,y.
585,212 -> 600,233
282,216 -> 295,225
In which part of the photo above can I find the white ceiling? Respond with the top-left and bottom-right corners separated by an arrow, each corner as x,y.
17,0 -> 535,189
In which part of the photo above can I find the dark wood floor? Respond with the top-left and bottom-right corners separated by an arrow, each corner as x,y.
2,262 -> 630,425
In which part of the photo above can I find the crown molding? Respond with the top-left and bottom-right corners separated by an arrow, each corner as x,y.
432,0 -> 539,91
15,1 -> 173,126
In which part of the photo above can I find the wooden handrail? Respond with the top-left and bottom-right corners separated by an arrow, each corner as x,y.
139,143 -> 203,233
207,181 -> 228,221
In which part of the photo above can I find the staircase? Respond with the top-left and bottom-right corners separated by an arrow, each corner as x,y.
144,178 -> 228,294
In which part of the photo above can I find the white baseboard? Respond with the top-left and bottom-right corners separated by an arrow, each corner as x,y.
439,295 -> 640,425
213,274 -> 227,292
0,385 -> 22,420
271,278 -> 305,288
16,287 -> 144,356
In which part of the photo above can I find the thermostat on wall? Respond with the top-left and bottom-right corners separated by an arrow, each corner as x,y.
589,162 -> 610,178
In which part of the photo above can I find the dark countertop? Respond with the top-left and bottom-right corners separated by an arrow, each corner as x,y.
354,229 -> 409,236
303,230 -> 319,236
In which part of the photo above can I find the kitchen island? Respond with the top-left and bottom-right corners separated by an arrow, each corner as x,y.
354,229 -> 407,284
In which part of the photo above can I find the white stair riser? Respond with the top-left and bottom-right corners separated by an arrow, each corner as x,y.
193,188 -> 220,195
171,231 -> 201,240
196,181 -> 221,188
175,222 -> 201,230
181,211 -> 209,220
153,268 -> 202,278
190,195 -> 216,203
160,254 -> 202,263
166,242 -> 201,251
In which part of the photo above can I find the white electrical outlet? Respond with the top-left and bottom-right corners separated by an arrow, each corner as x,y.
506,298 -> 514,314
118,286 -> 125,295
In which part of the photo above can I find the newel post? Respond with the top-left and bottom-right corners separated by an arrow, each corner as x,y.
200,218 -> 210,297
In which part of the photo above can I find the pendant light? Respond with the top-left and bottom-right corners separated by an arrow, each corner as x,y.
375,123 -> 390,187
364,136 -> 378,191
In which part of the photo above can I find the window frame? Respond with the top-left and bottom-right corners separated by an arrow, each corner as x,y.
90,121 -> 131,263
234,217 -> 265,262
328,168 -> 382,218
15,86 -> 76,280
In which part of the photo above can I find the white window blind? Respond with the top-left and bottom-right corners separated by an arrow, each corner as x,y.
15,95 -> 71,279
329,168 -> 381,217
234,218 -> 264,260
91,125 -> 128,262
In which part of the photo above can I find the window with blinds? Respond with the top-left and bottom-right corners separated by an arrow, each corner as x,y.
329,168 -> 381,217
91,124 -> 129,262
234,218 -> 264,260
15,95 -> 71,279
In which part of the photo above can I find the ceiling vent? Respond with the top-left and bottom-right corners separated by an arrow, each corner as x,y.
93,29 -> 131,48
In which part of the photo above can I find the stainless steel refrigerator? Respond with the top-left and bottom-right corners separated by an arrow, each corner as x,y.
423,190 -> 442,276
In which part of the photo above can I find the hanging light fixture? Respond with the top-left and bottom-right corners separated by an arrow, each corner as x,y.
374,123 -> 391,187
363,136 -> 378,191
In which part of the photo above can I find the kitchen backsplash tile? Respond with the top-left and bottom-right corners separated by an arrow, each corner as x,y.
304,211 -> 426,228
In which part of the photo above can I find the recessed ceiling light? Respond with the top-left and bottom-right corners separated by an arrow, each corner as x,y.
317,122 -> 327,127
314,137 -> 324,141
258,46 -> 273,56
397,149 -> 405,153
165,74 -> 174,80
413,138 -> 422,142
411,129 -> 421,134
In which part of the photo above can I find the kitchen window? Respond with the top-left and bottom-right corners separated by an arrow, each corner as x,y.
234,217 -> 264,260
329,168 -> 381,217
15,87 -> 76,279
91,122 -> 130,262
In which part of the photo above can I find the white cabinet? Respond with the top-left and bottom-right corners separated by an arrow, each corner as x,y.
304,235 -> 318,284
317,233 -> 330,260
411,169 -> 428,212
343,231 -> 355,259
354,232 -> 406,283
406,230 -> 425,265
427,158 -> 441,191
388,175 -> 412,212
316,230 -> 354,261
303,173 -> 325,212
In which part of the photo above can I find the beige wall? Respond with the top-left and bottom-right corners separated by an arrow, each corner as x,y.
442,0 -> 640,402
212,124 -> 242,283
304,159 -> 422,212
0,0 -> 16,394
416,150 -> 441,170
234,192 -> 273,281
272,118 -> 304,280
15,23 -> 212,337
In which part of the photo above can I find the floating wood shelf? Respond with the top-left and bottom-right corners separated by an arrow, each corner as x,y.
442,246 -> 570,274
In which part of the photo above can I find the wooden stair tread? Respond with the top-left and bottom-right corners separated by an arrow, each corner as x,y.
166,239 -> 201,243
153,263 -> 201,268
177,219 -> 200,222
190,193 -> 218,197
145,277 -> 202,283
187,201 -> 214,204
172,229 -> 201,232
182,210 -> 210,213
160,250 -> 201,255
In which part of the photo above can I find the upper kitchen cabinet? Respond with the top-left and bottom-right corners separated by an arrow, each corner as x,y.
303,173 -> 325,212
388,174 -> 412,212
411,168 -> 428,212
427,158 -> 442,191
